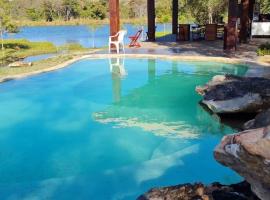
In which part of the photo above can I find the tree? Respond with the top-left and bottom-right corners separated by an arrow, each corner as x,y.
26,8 -> 43,21
0,0 -> 18,60
43,0 -> 55,22
260,0 -> 270,14
80,1 -> 107,20
185,0 -> 227,24
160,15 -> 170,34
62,0 -> 79,21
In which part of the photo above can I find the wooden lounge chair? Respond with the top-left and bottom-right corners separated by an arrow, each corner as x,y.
129,30 -> 142,47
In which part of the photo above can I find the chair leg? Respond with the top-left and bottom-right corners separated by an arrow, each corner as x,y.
116,44 -> 119,54
122,43 -> 125,53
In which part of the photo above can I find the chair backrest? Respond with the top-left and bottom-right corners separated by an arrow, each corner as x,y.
118,30 -> 127,42
134,30 -> 143,40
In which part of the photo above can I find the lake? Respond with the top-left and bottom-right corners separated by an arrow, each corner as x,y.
4,24 -> 171,48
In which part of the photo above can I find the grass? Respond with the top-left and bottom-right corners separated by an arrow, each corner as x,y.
257,42 -> 270,56
0,54 -> 73,78
58,43 -> 90,52
156,31 -> 171,38
0,39 -> 98,79
0,39 -> 57,63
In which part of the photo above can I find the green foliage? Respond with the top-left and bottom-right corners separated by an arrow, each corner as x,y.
26,8 -> 42,21
257,43 -> 270,56
0,0 -> 18,33
156,31 -> 171,38
80,2 -> 107,20
260,0 -> 270,14
62,0 -> 80,21
0,39 -> 57,62
58,43 -> 87,52
3,0 -> 267,26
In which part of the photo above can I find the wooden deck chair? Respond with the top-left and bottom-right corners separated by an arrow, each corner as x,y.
129,30 -> 142,47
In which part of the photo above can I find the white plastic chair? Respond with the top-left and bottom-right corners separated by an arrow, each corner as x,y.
109,30 -> 127,54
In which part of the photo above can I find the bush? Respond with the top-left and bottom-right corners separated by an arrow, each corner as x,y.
257,42 -> 270,56
26,8 -> 43,21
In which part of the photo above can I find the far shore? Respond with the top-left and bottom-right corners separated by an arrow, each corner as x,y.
14,18 -> 150,27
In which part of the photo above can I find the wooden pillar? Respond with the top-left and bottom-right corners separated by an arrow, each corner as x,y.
172,0 -> 178,34
239,0 -> 250,43
147,0 -> 155,41
249,0 -> 255,20
109,0 -> 120,36
224,0 -> 238,51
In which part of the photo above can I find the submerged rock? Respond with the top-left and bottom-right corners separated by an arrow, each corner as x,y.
196,75 -> 270,114
138,181 -> 259,200
214,127 -> 270,200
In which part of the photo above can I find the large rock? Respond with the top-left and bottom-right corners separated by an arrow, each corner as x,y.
214,127 -> 270,200
137,181 -> 259,200
8,61 -> 32,68
196,75 -> 270,114
243,109 -> 270,130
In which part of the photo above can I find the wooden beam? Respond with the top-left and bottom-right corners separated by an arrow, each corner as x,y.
172,0 -> 178,34
224,0 -> 238,51
249,0 -> 255,21
147,0 -> 155,41
239,0 -> 250,43
109,0 -> 120,36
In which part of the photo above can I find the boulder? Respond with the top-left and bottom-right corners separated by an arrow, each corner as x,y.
8,61 -> 33,68
137,181 -> 258,200
214,127 -> 270,200
196,75 -> 270,114
243,109 -> 270,130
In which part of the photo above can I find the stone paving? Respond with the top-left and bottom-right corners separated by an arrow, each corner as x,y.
100,37 -> 269,64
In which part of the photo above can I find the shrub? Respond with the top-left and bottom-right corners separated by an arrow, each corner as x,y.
257,42 -> 270,56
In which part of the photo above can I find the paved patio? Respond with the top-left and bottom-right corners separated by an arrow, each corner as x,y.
101,37 -> 269,65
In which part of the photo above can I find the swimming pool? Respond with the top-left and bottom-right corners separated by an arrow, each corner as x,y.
0,58 -> 247,199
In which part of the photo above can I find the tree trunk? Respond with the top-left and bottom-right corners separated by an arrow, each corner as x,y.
0,29 -> 4,64
209,12 -> 213,24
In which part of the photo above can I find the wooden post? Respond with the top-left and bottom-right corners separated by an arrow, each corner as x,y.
147,0 -> 155,41
224,0 -> 238,51
109,0 -> 120,37
172,0 -> 179,34
239,0 -> 250,43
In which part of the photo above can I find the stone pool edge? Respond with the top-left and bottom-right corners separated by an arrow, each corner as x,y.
0,54 -> 269,84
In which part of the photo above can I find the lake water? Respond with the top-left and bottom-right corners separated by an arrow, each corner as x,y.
0,58 -> 247,199
4,24 -> 171,48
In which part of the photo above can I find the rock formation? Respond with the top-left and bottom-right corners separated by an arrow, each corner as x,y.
139,74 -> 270,200
243,109 -> 270,130
214,127 -> 270,200
138,181 -> 259,200
8,61 -> 33,68
196,75 -> 270,114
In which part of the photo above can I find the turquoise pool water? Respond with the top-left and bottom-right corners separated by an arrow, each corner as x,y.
0,58 -> 247,199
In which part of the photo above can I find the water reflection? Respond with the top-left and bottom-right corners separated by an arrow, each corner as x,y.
94,59 -> 248,138
148,59 -> 156,83
110,57 -> 127,103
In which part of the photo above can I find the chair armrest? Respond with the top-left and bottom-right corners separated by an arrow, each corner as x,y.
109,33 -> 119,39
